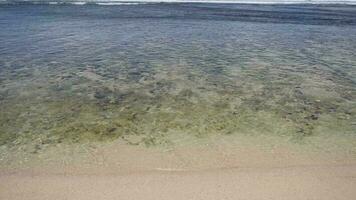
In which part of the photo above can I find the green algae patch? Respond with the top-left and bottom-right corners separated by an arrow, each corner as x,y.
1,80 -> 354,151
0,33 -> 355,153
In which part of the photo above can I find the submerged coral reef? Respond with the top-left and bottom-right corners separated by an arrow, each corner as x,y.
1,50 -> 355,150
0,4 -> 355,153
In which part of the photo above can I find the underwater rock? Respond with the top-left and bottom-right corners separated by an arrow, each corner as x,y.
79,69 -> 104,82
94,89 -> 108,100
310,114 -> 319,120
93,87 -> 131,106
296,126 -> 314,137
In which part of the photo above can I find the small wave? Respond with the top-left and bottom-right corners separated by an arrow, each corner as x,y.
71,1 -> 86,4
96,2 -> 147,5
0,1 -> 151,6
2,0 -> 356,5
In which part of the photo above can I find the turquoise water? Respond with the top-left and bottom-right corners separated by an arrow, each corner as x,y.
0,4 -> 355,152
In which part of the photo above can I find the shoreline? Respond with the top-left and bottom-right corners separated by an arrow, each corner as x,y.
2,166 -> 355,200
1,1 -> 356,5
1,138 -> 356,200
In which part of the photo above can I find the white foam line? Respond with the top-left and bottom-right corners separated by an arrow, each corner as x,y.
3,0 -> 356,5
71,1 -> 86,4
83,0 -> 356,5
155,167 -> 188,172
142,0 -> 356,4
96,2 -> 145,5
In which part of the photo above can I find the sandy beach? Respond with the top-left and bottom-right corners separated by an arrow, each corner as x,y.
1,136 -> 356,200
1,3 -> 356,200
2,164 -> 356,200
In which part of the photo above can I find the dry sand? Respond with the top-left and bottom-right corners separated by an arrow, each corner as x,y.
1,136 -> 356,200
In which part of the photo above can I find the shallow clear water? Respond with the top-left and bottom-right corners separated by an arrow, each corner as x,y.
0,4 -> 355,151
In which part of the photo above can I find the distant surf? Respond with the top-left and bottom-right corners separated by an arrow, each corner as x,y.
2,0 -> 356,6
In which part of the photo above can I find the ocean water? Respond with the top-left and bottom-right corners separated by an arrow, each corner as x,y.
0,3 -> 355,152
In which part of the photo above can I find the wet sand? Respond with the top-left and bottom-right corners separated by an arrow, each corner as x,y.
1,137 -> 356,200
1,165 -> 356,200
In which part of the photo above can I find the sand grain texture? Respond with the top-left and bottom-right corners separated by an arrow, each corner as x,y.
1,141 -> 356,200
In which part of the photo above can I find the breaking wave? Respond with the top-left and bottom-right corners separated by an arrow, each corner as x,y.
1,0 -> 356,6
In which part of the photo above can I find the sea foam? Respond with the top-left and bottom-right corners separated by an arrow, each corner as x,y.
2,0 -> 356,5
